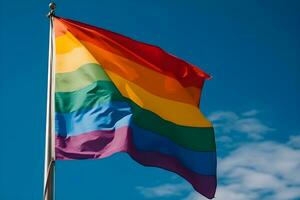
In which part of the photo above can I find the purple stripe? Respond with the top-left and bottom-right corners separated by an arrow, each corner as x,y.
128,150 -> 216,199
55,127 -> 216,199
56,127 -> 130,159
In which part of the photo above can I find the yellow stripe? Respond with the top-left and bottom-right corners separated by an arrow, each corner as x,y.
55,31 -> 82,54
106,70 -> 211,127
56,46 -> 99,73
55,31 -> 99,73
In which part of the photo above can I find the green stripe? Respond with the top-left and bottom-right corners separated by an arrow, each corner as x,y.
55,81 -> 122,113
55,63 -> 110,92
55,81 -> 216,151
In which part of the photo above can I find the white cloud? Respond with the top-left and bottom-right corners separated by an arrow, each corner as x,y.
183,141 -> 300,200
184,185 -> 255,200
217,141 -> 300,200
216,135 -> 233,143
208,110 -> 274,140
208,111 -> 239,123
137,141 -> 300,200
288,135 -> 300,148
232,118 -> 274,139
136,183 -> 190,198
220,142 -> 300,182
241,110 -> 260,117
183,192 -> 207,200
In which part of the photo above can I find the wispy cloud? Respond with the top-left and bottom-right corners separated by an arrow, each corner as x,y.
208,110 -> 274,140
288,135 -> 300,148
186,141 -> 300,200
183,186 -> 253,200
136,183 -> 190,198
138,140 -> 300,200
241,109 -> 260,117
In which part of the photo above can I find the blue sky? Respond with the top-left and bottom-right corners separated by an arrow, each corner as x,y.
0,0 -> 300,199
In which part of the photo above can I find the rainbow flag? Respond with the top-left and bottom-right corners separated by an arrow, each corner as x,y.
54,17 -> 216,199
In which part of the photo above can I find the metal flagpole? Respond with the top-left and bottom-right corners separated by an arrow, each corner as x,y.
44,2 -> 56,200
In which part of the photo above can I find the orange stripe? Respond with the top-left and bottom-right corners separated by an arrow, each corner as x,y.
56,17 -> 209,90
55,30 -> 201,105
55,32 -> 200,105
82,41 -> 200,106
54,18 -> 67,37
186,86 -> 201,105
54,19 -> 202,104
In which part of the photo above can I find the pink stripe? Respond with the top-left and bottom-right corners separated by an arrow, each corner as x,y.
55,128 -> 216,199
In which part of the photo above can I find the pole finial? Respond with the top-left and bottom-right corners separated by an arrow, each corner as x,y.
47,2 -> 56,18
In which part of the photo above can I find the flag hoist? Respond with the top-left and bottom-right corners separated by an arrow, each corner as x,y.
44,2 -> 56,200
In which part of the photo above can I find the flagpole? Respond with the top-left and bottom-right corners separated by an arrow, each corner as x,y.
44,2 -> 56,200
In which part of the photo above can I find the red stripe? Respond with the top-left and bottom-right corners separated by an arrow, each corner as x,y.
55,17 -> 211,89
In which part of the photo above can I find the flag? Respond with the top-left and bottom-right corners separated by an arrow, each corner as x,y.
54,17 -> 216,199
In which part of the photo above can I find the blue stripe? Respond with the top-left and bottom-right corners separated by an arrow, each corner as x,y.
131,125 -> 216,175
55,103 -> 216,175
55,101 -> 132,137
